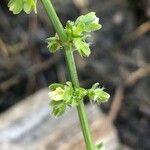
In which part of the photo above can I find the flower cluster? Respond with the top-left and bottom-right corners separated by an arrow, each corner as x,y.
49,82 -> 110,117
49,82 -> 87,116
46,12 -> 102,57
8,0 -> 37,14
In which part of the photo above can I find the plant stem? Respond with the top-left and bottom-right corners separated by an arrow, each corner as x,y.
41,0 -> 94,149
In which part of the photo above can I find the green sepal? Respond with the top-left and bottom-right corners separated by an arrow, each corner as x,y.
76,12 -> 102,32
74,88 -> 87,104
96,90 -> 110,102
91,83 -> 100,89
74,39 -> 91,57
85,23 -> 102,32
24,0 -> 37,14
50,101 -> 66,117
49,83 -> 64,91
65,21 -> 74,33
65,21 -> 74,40
8,0 -> 37,14
88,84 -> 110,103
75,12 -> 96,25
48,42 -> 61,53
63,83 -> 74,105
46,36 -> 62,53
8,0 -> 23,14
73,22 -> 85,36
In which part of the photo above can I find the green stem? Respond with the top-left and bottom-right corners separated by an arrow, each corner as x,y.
41,0 -> 94,149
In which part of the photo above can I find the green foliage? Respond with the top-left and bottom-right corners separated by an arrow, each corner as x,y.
46,12 -> 102,57
49,82 -> 110,117
8,0 -> 37,14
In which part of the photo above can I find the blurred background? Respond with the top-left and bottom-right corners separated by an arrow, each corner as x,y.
0,0 -> 150,150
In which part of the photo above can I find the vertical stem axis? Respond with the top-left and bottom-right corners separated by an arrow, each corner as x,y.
41,0 -> 94,149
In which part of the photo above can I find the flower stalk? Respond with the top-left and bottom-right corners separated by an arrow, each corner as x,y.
41,0 -> 95,149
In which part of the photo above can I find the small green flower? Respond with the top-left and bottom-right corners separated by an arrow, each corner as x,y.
24,0 -> 37,14
8,0 -> 37,14
74,38 -> 91,57
46,35 -> 61,53
49,82 -> 87,116
50,101 -> 66,117
88,83 -> 110,102
48,81 -> 110,117
8,0 -> 23,14
75,12 -> 102,33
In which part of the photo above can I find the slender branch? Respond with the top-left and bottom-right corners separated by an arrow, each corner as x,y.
41,0 -> 94,149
